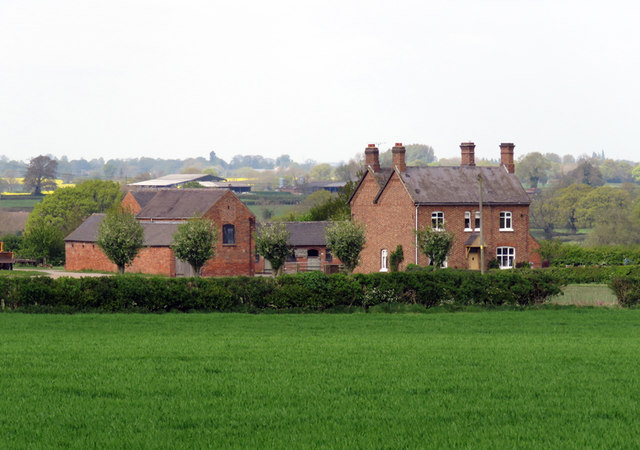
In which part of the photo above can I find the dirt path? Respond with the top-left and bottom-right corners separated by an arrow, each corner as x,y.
14,268 -> 110,279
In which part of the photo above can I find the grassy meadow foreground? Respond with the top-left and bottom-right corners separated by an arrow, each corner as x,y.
2,311 -> 640,448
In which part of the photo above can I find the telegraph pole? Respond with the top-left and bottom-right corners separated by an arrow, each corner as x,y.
478,174 -> 485,275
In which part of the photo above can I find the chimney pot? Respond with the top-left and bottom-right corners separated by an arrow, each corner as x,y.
460,142 -> 476,167
392,143 -> 406,172
364,144 -> 381,173
500,142 -> 515,174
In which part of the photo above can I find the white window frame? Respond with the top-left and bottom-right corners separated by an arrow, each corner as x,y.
500,211 -> 513,231
474,211 -> 481,231
497,246 -> 515,269
380,249 -> 388,272
432,211 -> 445,231
464,211 -> 472,231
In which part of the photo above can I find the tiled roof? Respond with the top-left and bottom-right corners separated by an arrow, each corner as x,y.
136,189 -> 228,219
257,221 -> 331,246
374,166 -> 530,205
65,214 -> 180,246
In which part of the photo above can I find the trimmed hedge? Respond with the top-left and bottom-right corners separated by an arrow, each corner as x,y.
0,269 -> 563,313
550,244 -> 640,267
540,265 -> 640,284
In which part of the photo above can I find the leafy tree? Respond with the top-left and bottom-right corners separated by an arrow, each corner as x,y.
415,227 -> 454,269
552,183 -> 594,233
515,152 -> 551,188
0,234 -> 22,252
325,220 -> 366,274
536,239 -> 563,264
575,186 -> 631,228
586,209 -> 640,246
308,163 -> 334,181
23,155 -> 58,194
97,208 -> 144,274
26,180 -> 123,237
171,216 -> 218,277
632,164 -> 640,183
389,245 -> 404,272
20,223 -> 65,265
599,159 -> 634,183
560,161 -> 604,187
255,222 -> 291,276
530,190 -> 557,239
181,181 -> 205,188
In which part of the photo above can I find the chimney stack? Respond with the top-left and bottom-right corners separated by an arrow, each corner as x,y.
460,142 -> 476,166
364,144 -> 381,173
500,143 -> 515,174
392,143 -> 406,172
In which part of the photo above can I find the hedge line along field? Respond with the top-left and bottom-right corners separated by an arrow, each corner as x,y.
2,311 -> 640,448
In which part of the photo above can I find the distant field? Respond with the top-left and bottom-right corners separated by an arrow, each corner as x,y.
0,197 -> 43,210
530,227 -> 590,243
549,283 -> 618,306
2,311 -> 640,447
246,204 -> 297,220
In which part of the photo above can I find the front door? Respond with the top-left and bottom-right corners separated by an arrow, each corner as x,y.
467,247 -> 480,271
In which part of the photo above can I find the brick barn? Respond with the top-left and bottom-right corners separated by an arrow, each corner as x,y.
255,221 -> 342,274
350,142 -> 541,273
65,189 -> 256,276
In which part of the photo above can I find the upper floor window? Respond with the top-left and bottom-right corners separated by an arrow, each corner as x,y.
432,212 -> 445,230
222,224 -> 235,244
464,211 -> 472,231
497,246 -> 515,269
500,211 -> 513,231
475,212 -> 481,231
380,249 -> 388,272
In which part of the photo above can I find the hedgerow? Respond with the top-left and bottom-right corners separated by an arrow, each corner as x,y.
0,269 -> 563,313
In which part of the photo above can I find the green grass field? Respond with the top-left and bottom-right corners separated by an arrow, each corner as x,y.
2,311 -> 640,448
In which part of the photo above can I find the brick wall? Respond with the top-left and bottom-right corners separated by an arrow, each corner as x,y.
121,191 -> 142,214
65,243 -> 175,276
201,190 -> 255,277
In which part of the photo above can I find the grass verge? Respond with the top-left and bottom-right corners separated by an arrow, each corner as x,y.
1,311 -> 640,447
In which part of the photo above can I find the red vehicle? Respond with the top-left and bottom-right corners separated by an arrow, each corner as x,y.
0,241 -> 14,270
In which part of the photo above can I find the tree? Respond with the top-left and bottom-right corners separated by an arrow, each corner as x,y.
254,222 -> 291,276
632,164 -> 640,183
325,220 -> 366,274
515,152 -> 551,188
575,186 -> 631,228
560,161 -> 604,187
26,180 -> 123,237
530,190 -> 557,239
23,155 -> 58,194
171,216 -> 218,277
20,223 -> 65,265
536,239 -> 563,264
97,208 -> 144,274
415,227 -> 454,269
308,163 -> 334,181
552,183 -> 594,233
389,245 -> 404,272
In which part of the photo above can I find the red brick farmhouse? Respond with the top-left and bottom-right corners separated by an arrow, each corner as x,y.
65,189 -> 256,276
350,142 -> 541,273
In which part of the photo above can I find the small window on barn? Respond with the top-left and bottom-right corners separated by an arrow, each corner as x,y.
308,249 -> 319,258
222,224 -> 235,244
326,250 -> 333,262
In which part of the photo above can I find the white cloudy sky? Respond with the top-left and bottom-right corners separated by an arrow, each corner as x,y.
1,0 -> 639,164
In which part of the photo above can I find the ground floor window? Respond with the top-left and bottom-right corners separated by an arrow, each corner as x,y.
496,246 -> 515,269
380,249 -> 388,272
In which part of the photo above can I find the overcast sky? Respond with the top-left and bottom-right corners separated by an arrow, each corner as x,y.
1,0 -> 638,165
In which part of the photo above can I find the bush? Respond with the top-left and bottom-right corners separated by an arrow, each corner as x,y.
0,269 -> 565,313
610,277 -> 640,307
